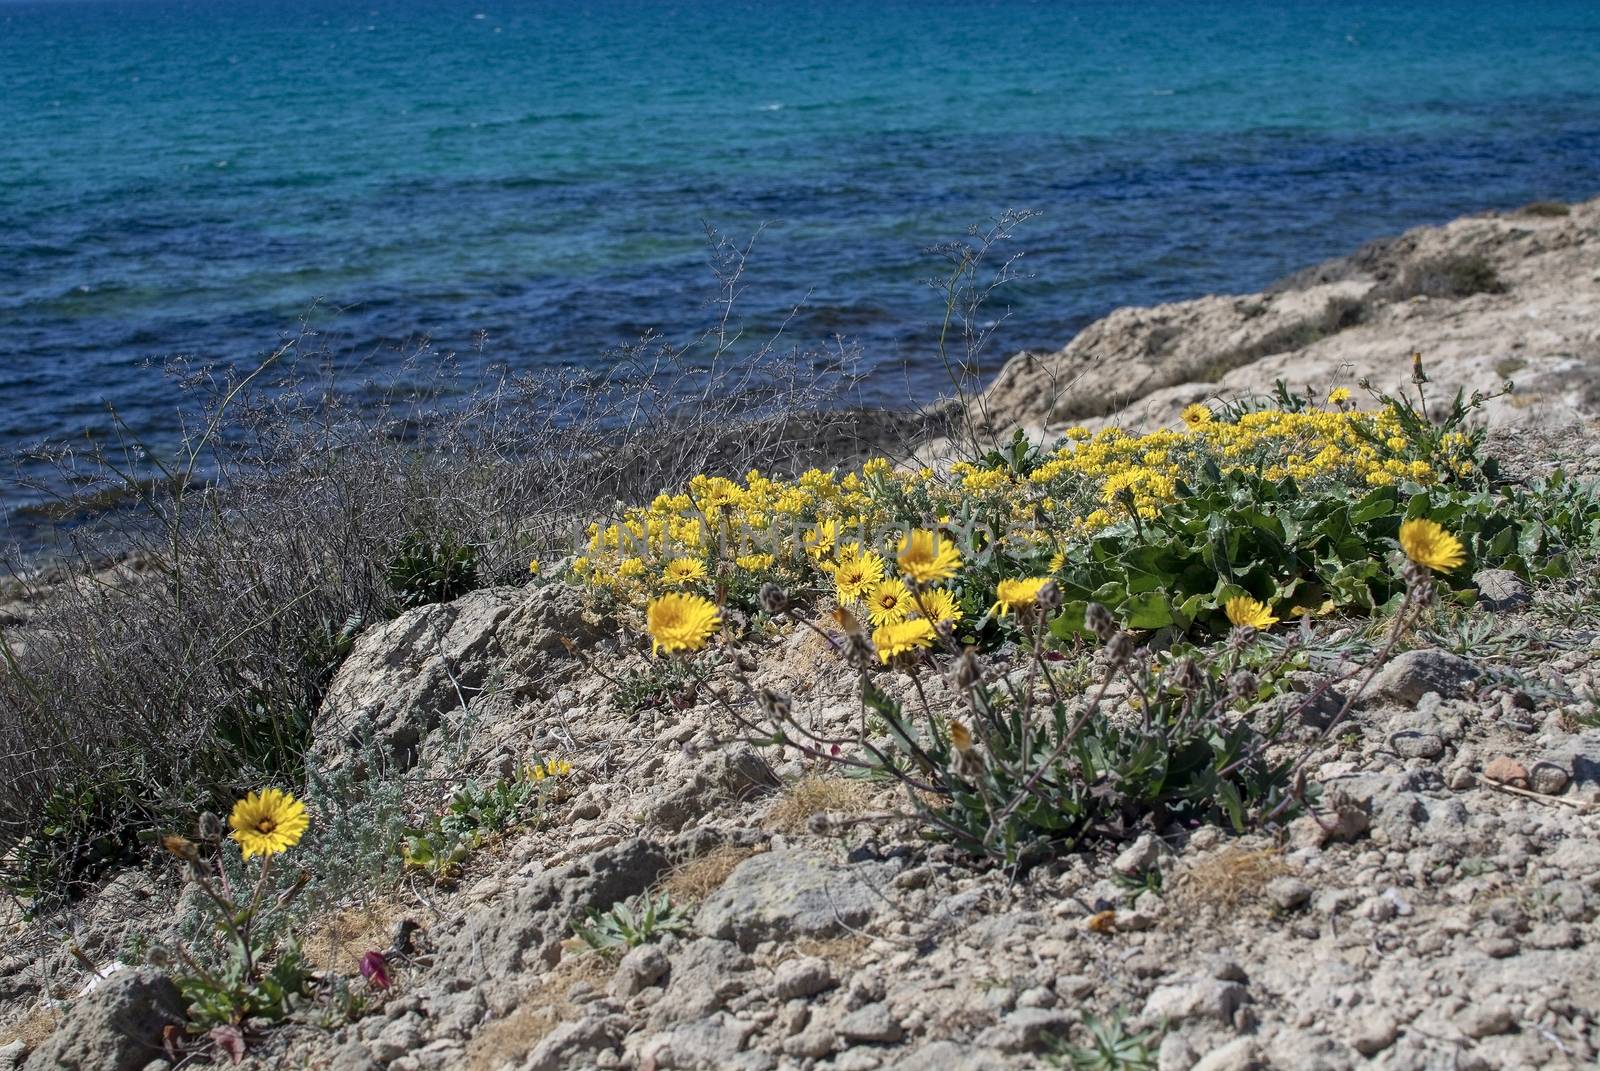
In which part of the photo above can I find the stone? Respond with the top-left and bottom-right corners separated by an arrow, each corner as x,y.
370,1013 -> 424,1062
1266,877 -> 1313,911
0,1042 -> 27,1071
1368,649 -> 1482,707
610,944 -> 671,999
880,1041 -> 1005,1071
694,851 -> 896,950
1530,762 -> 1570,795
1112,833 -> 1166,876
838,1003 -> 903,1044
437,838 -> 671,978
974,1008 -> 1075,1053
1391,731 -> 1445,760
1483,756 -> 1530,787
1158,1034 -> 1197,1071
656,940 -> 753,1024
639,1013 -> 759,1069
1352,1014 -> 1400,1055
1456,1003 -> 1514,1039
773,956 -> 837,1001
1473,569 -> 1531,611
311,586 -> 531,772
782,1026 -> 837,1059
22,970 -> 184,1071
522,1014 -> 628,1071
1192,1037 -> 1260,1071
640,747 -> 779,832
1142,979 -> 1248,1025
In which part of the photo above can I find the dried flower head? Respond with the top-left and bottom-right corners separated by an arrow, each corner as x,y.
1105,630 -> 1135,664
954,648 -> 985,689
758,686 -> 793,721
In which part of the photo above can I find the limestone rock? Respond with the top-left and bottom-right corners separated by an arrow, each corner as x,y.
694,851 -> 897,950
1368,650 -> 1482,707
1473,569 -> 1531,611
23,970 -> 183,1071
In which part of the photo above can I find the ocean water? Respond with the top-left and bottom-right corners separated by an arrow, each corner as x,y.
3,0 -> 1599,529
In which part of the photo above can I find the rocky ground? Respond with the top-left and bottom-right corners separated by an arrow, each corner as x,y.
4,199 -> 1600,1071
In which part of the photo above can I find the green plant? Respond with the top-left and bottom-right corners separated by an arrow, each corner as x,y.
571,890 -> 688,958
1049,1009 -> 1160,1070
401,771 -> 557,881
1384,254 -> 1506,301
611,660 -> 698,717
5,776 -> 145,909
158,829 -> 314,1032
384,530 -> 481,612
1521,201 -> 1571,217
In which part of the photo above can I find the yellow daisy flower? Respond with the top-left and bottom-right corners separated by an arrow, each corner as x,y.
1224,596 -> 1279,630
867,578 -> 912,627
228,789 -> 309,860
834,551 -> 886,605
989,577 -> 1050,617
646,592 -> 721,655
1399,518 -> 1465,573
1181,403 -> 1213,428
915,587 -> 963,626
872,618 -> 936,662
661,557 -> 707,586
896,529 -> 963,584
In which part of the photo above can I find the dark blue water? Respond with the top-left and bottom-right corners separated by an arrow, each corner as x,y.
3,0 -> 1599,525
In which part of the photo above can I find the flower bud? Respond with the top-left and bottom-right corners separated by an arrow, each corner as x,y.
1037,581 -> 1062,613
1085,602 -> 1116,644
845,632 -> 875,670
1228,669 -> 1259,699
759,582 -> 788,615
954,648 -> 985,689
1106,630 -> 1134,665
758,686 -> 793,721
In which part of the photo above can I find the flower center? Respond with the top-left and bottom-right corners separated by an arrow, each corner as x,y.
256,817 -> 277,834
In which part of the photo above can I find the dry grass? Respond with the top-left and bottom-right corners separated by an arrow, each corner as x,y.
765,775 -> 874,833
660,844 -> 757,903
789,934 -> 871,969
1167,845 -> 1294,913
466,953 -> 611,1071
299,899 -> 409,974
0,1003 -> 60,1049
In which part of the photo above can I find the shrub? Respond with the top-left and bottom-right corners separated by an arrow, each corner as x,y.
1384,254 -> 1507,300
0,237 -> 863,903
1520,201 -> 1570,218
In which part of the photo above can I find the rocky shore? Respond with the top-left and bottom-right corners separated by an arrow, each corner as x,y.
3,197 -> 1600,1071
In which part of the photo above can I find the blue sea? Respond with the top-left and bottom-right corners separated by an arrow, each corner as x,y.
3,0 -> 1599,529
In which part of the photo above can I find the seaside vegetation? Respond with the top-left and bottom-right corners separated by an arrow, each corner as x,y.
4,222 -> 1600,1051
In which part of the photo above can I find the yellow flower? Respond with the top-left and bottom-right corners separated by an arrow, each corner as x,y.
228,789 -> 309,860
646,592 -> 721,655
527,758 -> 573,782
915,587 -> 963,626
618,557 -> 646,578
896,529 -> 963,585
528,559 -> 541,575
867,578 -> 912,627
1399,518 -> 1465,573
1224,596 -> 1279,630
872,618 -> 935,662
1181,403 -> 1213,428
661,557 -> 707,586
948,720 -> 974,751
736,553 -> 776,571
989,577 -> 1050,617
1328,387 -> 1352,405
834,551 -> 886,604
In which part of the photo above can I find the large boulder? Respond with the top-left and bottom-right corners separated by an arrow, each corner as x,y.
434,838 -> 671,980
23,969 -> 183,1071
694,850 -> 900,951
311,584 -> 597,773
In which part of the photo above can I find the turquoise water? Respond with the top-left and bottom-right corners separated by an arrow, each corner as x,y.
3,0 -> 1599,524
